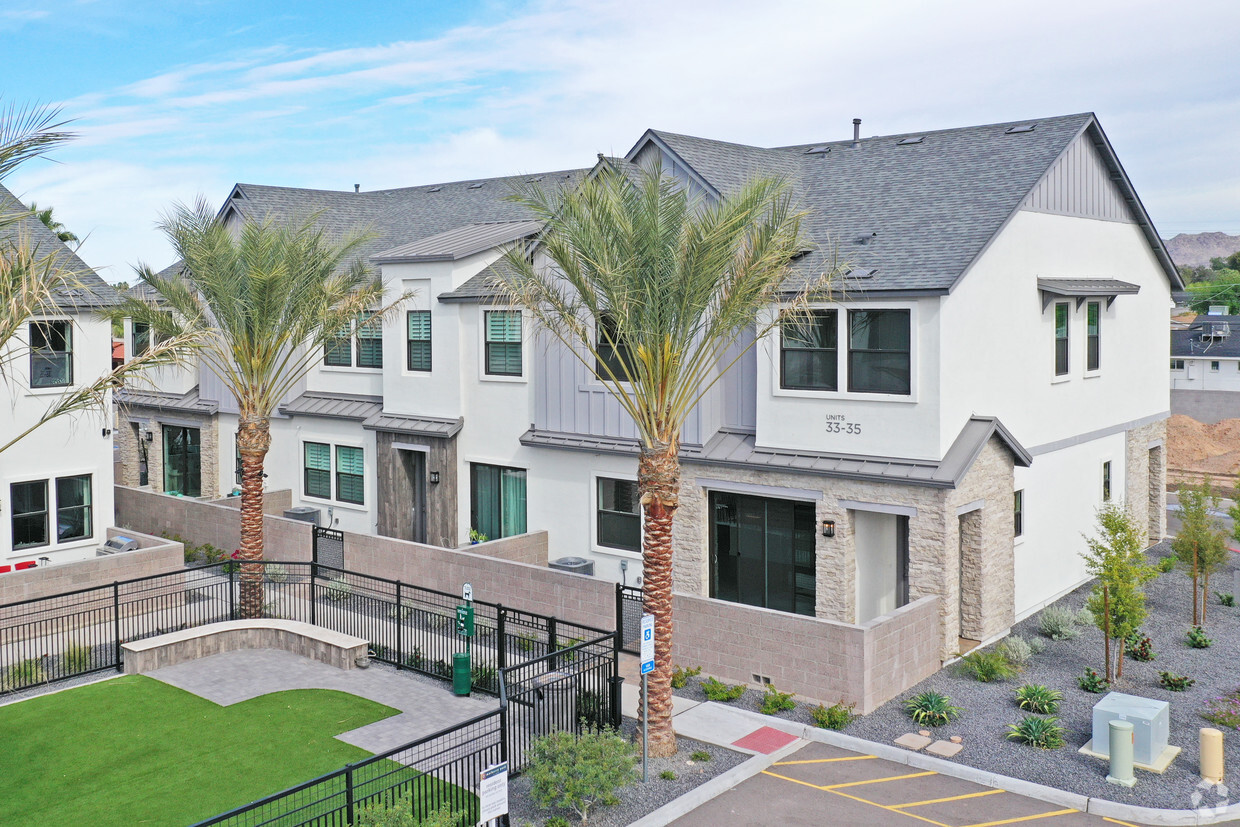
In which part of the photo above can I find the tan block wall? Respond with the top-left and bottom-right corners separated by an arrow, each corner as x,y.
1126,418 -> 1168,543
208,489 -> 294,516
861,596 -> 942,711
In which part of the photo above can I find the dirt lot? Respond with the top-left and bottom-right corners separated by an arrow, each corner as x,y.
1167,414 -> 1240,492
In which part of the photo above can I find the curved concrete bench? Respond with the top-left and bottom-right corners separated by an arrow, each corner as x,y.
122,619 -> 369,674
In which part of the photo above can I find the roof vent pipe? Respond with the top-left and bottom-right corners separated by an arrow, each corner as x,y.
354,184 -> 360,193
852,118 -> 861,148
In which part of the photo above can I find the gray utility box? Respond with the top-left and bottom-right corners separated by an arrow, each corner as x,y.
549,557 -> 595,576
283,507 -> 321,526
97,535 -> 139,556
1092,691 -> 1169,765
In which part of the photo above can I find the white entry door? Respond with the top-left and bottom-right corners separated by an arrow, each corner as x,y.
854,510 -> 909,623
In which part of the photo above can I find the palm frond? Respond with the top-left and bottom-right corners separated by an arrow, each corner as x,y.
0,100 -> 75,181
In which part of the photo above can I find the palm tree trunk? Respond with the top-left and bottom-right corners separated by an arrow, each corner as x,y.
637,443 -> 679,758
237,413 -> 271,619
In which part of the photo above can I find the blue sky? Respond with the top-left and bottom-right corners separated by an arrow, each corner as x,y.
4,0 -> 1239,282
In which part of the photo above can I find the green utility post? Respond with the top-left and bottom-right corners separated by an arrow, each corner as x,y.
1106,719 -> 1136,788
453,583 -> 475,696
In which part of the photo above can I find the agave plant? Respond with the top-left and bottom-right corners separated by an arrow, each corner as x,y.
1014,684 -> 1061,715
904,691 -> 961,727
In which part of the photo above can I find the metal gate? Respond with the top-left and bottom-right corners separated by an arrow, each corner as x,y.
312,526 -> 344,570
615,584 -> 643,655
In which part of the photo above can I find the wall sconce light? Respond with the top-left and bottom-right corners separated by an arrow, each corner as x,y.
101,428 -> 112,437
429,471 -> 440,484
38,557 -> 50,567
821,519 -> 835,538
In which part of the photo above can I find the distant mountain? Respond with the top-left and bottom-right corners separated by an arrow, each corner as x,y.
1163,232 -> 1240,268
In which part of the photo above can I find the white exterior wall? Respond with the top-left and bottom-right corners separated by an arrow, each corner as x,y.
273,414 -> 377,535
1170,358 -> 1240,390
2,313 -> 116,564
753,297 -> 942,460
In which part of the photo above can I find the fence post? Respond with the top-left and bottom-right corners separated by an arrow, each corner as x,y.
614,583 -> 623,647
310,561 -> 317,627
228,565 -> 236,621
345,765 -> 355,825
112,582 -> 122,673
496,605 -> 507,673
547,616 -> 558,671
395,581 -> 403,670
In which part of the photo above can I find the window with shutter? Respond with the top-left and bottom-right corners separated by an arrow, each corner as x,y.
484,310 -> 522,376
407,311 -> 431,371
335,446 -> 364,504
304,442 -> 331,499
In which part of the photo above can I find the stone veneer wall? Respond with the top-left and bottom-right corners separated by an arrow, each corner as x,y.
1126,418 -> 1168,543
114,408 -> 220,498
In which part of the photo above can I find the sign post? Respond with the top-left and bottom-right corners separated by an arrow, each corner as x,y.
639,613 -> 655,783
477,760 -> 509,826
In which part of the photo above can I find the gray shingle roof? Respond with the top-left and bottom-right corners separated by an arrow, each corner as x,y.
1172,315 -> 1240,359
641,114 -> 1177,295
520,415 -> 1029,488
278,391 -> 383,421
372,220 -> 542,264
0,183 -> 121,309
116,385 -> 218,415
438,257 -> 520,303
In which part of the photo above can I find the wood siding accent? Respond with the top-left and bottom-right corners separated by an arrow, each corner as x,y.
374,430 -> 458,548
1021,132 -> 1137,223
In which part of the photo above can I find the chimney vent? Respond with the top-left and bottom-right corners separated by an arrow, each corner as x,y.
852,118 -> 861,148
354,184 -> 360,193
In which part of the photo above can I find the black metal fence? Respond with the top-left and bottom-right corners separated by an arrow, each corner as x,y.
615,583 -> 643,655
313,526 -> 345,570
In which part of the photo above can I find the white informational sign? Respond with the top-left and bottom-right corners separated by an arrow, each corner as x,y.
463,582 -> 473,603
477,761 -> 509,825
640,613 -> 655,676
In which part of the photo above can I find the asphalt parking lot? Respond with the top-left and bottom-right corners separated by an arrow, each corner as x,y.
672,741 -> 1148,827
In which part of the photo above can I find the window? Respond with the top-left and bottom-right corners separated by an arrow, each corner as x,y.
406,311 -> 431,372
163,425 -> 201,497
848,309 -> 911,394
781,310 -> 837,390
356,312 -> 383,368
709,491 -> 816,616
335,446 -> 365,505
1211,361 -> 1221,372
11,480 -> 48,549
484,311 -> 522,376
596,313 -> 636,382
132,322 -> 151,358
1014,489 -> 1024,538
1054,303 -> 1069,376
471,463 -> 526,539
304,442 -> 331,499
1102,461 -> 1112,502
30,320 -> 72,388
1171,359 -> 1185,370
56,475 -> 92,541
235,435 -> 243,486
597,478 -> 640,551
1086,301 -> 1100,372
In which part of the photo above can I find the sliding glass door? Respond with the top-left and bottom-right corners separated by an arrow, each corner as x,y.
470,463 -> 526,540
710,491 -> 816,616
163,425 -> 201,497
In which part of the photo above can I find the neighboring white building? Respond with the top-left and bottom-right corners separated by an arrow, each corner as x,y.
117,113 -> 1179,653
1,184 -> 121,568
1167,311 -> 1240,424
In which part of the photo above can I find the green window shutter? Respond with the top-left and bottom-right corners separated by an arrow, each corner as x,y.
305,443 -> 330,470
356,313 -> 383,368
336,446 -> 364,475
486,311 -> 521,343
407,311 -> 432,371
485,311 -> 522,376
304,442 -> 331,499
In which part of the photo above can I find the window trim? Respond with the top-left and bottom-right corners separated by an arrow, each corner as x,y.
846,308 -> 912,395
11,479 -> 49,550
323,315 -> 384,370
1101,460 -> 1112,503
132,321 -> 151,358
55,474 -> 93,543
334,445 -> 365,505
1053,302 -> 1070,377
779,309 -> 838,391
302,441 -> 332,501
1170,359 -> 1185,371
1085,301 -> 1101,373
483,309 -> 524,379
355,312 -> 383,369
1014,489 -> 1024,539
406,310 -> 432,373
162,424 -> 202,498
1211,360 -> 1221,372
29,319 -> 73,389
595,475 -> 641,553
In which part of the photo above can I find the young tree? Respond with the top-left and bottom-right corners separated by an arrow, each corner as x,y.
1173,479 -> 1228,624
118,199 -> 409,617
1081,503 -> 1155,682
497,162 -> 830,756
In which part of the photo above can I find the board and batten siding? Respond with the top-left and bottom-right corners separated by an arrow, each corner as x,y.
1020,132 -> 1137,224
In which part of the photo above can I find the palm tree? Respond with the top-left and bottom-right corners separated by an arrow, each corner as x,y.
118,199 -> 409,617
498,162 -> 830,756
27,201 -> 79,246
1,101 -> 196,455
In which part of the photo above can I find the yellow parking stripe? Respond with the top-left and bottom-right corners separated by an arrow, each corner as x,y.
891,789 -> 1007,809
761,770 -> 831,791
961,809 -> 1078,827
774,755 -> 877,765
826,771 -> 938,790
825,787 -> 952,827
1103,820 -> 1145,827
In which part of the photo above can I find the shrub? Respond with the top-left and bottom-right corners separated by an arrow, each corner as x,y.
525,727 -> 637,824
61,643 -> 92,674
1006,715 -> 1066,749
0,658 -> 45,691
352,795 -> 460,827
904,691 -> 961,727
1015,684 -> 1061,715
388,602 -> 414,620
998,635 -> 1035,667
1217,592 -> 1236,607
471,665 -> 498,693
690,750 -> 712,762
1078,667 -> 1110,693
1026,636 -> 1046,655
957,649 -> 1017,683
1038,606 -> 1080,641
1201,692 -> 1240,729
812,701 -> 856,730
1160,671 -> 1196,691
469,528 -> 488,544
325,577 -> 353,602
1187,625 -> 1213,648
1075,607 -> 1095,628
544,819 -> 572,827
404,647 -> 423,671
370,643 -> 389,660
659,770 -> 676,780
671,665 -> 701,689
515,632 -> 539,653
760,684 -> 796,715
700,677 -> 747,702
1158,556 -> 1177,574
1126,632 -> 1156,662
264,562 -> 288,583
577,689 -> 608,730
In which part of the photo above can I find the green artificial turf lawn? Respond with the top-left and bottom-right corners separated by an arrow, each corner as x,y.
0,675 -> 401,826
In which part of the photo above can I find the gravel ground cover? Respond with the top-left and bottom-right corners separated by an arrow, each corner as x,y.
843,541 -> 1240,810
506,719 -> 747,826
